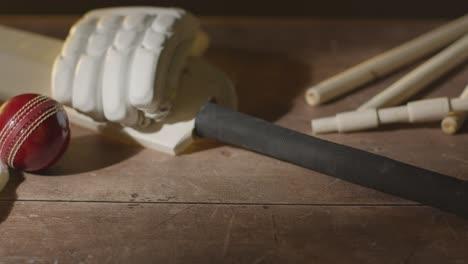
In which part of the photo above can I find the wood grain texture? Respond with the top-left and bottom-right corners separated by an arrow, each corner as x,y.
1,202 -> 468,264
0,16 -> 467,262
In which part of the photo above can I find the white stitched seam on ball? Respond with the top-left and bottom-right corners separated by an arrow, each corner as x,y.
7,107 -> 59,168
0,95 -> 46,146
0,95 -> 48,155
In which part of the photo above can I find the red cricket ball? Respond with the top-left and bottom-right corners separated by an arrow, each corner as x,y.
0,94 -> 70,171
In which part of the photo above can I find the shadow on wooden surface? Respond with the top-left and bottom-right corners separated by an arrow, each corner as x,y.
0,170 -> 24,224
1,0 -> 466,18
207,49 -> 312,122
38,135 -> 142,176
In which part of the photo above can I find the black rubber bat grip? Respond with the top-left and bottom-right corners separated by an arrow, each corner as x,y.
194,102 -> 468,218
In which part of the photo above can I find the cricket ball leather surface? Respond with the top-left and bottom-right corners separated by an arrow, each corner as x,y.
0,94 -> 70,171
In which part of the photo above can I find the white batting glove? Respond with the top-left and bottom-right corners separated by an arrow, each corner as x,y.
52,7 -> 201,127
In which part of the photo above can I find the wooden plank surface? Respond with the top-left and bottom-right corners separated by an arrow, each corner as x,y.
0,16 -> 467,263
1,202 -> 468,264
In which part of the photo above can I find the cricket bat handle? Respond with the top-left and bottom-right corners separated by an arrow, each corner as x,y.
195,102 -> 468,218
